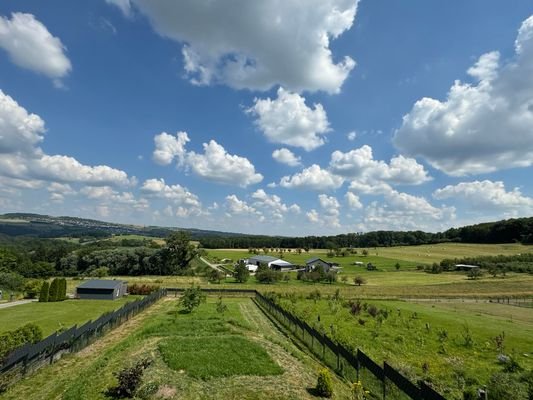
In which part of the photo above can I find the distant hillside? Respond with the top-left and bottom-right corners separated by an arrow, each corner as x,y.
0,213 -> 245,240
1,213 -> 532,248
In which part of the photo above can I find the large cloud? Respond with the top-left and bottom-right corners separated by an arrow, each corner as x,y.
359,189 -> 455,232
394,15 -> 533,176
152,131 -> 263,187
251,189 -> 300,219
280,164 -> 344,191
107,0 -> 358,93
0,13 -> 71,86
0,90 -> 133,188
433,180 -> 533,215
248,88 -> 330,151
140,178 -> 204,217
330,145 -> 431,185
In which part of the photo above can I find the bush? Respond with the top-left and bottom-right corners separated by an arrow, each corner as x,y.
0,323 -> 43,360
24,279 -> 42,299
106,358 -> 152,398
207,269 -> 225,283
487,372 -> 528,400
316,369 -> 333,397
128,284 -> 159,295
39,281 -> 50,302
255,266 -> 281,284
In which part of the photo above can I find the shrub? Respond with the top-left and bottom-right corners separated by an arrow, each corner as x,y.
349,300 -> 362,316
487,372 -> 528,400
0,323 -> 43,360
307,289 -> 321,303
24,279 -> 42,299
215,297 -> 227,315
179,285 -> 206,313
315,369 -> 333,397
255,266 -> 281,284
367,305 -> 379,318
39,281 -> 50,302
207,269 -> 224,283
395,262 -> 401,270
128,284 -> 159,295
354,276 -> 366,286
106,358 -> 152,398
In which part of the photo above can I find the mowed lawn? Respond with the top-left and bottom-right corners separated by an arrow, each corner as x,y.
0,297 -> 137,335
2,297 -> 352,400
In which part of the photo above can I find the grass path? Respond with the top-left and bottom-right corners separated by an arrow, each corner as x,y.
2,297 -> 353,400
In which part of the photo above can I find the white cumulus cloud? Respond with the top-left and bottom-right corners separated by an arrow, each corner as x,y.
433,180 -> 533,215
0,90 -> 133,188
248,88 -> 330,151
140,178 -> 204,216
110,0 -> 358,93
0,13 -> 71,86
330,145 -> 431,185
152,132 -> 263,187
394,15 -> 533,176
272,148 -> 301,167
280,164 -> 344,191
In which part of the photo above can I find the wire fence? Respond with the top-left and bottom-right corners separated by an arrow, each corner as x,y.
254,291 -> 446,400
0,289 -> 166,391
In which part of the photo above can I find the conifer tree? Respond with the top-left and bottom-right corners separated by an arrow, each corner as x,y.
39,281 -> 50,302
48,278 -> 59,302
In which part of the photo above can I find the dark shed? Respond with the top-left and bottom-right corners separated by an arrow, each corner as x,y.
76,280 -> 127,300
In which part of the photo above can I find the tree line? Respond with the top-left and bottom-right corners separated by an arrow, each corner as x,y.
199,217 -> 533,249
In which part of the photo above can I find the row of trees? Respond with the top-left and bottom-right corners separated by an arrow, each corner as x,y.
199,217 -> 533,249
39,278 -> 67,302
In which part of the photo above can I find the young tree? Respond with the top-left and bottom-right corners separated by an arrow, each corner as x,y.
207,268 -> 224,283
316,369 -> 333,397
395,263 -> 401,271
234,261 -> 250,283
216,296 -> 228,315
354,276 -> 366,286
39,281 -> 50,302
179,285 -> 206,313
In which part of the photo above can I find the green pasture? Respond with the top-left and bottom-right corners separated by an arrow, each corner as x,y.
275,295 -> 533,398
2,297 -> 351,400
206,242 -> 533,266
0,297 -> 138,336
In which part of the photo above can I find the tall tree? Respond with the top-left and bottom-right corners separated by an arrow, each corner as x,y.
159,231 -> 199,275
39,281 -> 50,302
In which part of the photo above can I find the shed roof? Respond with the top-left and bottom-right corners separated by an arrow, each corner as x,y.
306,257 -> 325,264
249,255 -> 279,263
77,279 -> 123,290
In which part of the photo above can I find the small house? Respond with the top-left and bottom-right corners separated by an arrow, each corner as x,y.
305,257 -> 340,272
76,279 -> 127,300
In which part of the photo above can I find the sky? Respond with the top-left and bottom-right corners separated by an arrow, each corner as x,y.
0,0 -> 532,236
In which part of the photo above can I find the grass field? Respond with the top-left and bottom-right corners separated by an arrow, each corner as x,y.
274,295 -> 533,399
1,297 -> 352,400
0,297 -> 138,336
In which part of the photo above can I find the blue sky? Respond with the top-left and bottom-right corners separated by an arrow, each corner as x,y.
0,0 -> 532,235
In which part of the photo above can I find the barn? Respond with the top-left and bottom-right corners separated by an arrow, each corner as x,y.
75,279 -> 127,300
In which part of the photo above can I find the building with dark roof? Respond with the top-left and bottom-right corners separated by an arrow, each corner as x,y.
305,257 -> 340,272
75,279 -> 127,300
